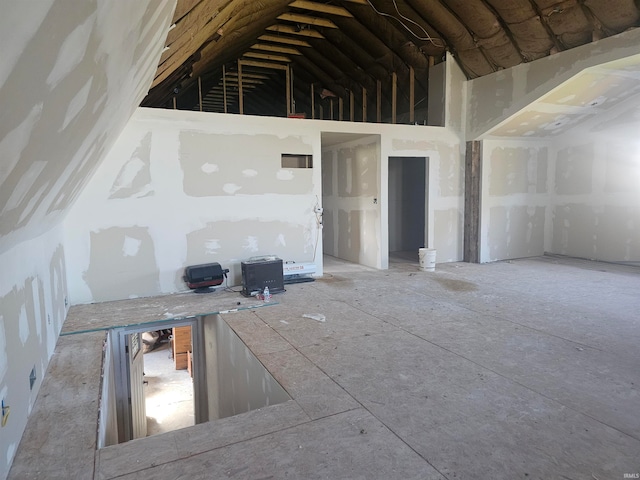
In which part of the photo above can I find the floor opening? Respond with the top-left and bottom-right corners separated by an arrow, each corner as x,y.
99,314 -> 290,447
143,339 -> 194,436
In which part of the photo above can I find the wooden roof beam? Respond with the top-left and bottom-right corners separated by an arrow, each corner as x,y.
267,24 -> 325,38
251,44 -> 302,55
258,34 -> 312,47
243,52 -> 292,63
289,1 -> 353,17
276,13 -> 338,28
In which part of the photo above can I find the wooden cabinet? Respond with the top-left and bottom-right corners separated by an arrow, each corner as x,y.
173,326 -> 191,370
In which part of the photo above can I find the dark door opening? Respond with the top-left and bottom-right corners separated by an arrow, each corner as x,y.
388,157 -> 427,262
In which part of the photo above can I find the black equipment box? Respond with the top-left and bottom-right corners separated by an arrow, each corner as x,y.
184,263 -> 228,290
241,258 -> 284,297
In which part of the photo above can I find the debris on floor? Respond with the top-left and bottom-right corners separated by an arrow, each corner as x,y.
303,313 -> 326,322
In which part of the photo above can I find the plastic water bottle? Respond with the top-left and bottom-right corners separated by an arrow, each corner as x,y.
263,286 -> 271,303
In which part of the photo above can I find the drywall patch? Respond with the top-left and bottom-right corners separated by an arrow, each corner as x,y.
109,131 -> 153,199
31,278 -> 42,340
489,146 -> 546,196
186,220 -> 313,283
276,170 -> 294,181
605,144 -> 640,193
0,103 -> 43,187
338,209 -> 359,263
489,206 -> 545,259
223,183 -> 242,194
0,315 -> 7,382
18,182 -> 49,224
599,206 -> 640,260
243,236 -> 259,253
18,304 -> 29,345
0,0 -> 53,88
337,145 -> 377,197
392,139 -> 435,151
61,77 -> 93,130
434,208 -> 462,262
205,239 -> 221,254
437,144 -> 462,197
122,235 -> 142,257
275,234 -> 286,247
84,227 -> 160,302
551,204 -> 598,258
3,161 -> 47,214
46,13 -> 95,89
6,442 -> 16,473
180,131 -> 312,196
555,145 -> 593,195
201,163 -> 219,173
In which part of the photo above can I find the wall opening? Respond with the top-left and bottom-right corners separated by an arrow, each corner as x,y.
388,157 -> 427,262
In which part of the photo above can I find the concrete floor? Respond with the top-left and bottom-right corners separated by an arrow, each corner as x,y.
8,255 -> 640,479
143,342 -> 194,436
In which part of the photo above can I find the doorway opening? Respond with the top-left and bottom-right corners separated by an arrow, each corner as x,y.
112,320 -> 198,444
388,156 -> 428,264
142,330 -> 194,436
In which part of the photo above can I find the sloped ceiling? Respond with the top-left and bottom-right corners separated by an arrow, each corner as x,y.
0,0 -> 175,254
142,0 -> 640,122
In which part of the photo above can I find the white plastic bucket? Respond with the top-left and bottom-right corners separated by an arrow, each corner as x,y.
418,248 -> 436,272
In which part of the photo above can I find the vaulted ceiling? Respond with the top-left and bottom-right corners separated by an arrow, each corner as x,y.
141,0 -> 640,122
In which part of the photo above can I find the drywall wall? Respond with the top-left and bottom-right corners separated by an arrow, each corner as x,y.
202,314 -> 289,421
0,226 -> 69,479
0,1 -> 175,477
548,104 -> 640,263
97,332 -> 118,448
480,140 -> 550,263
322,136 -> 381,268
467,28 -> 640,140
64,109 -> 324,303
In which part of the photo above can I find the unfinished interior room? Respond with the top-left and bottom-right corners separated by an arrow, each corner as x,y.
1,0 -> 639,478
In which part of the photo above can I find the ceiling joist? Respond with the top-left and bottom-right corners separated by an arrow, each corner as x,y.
267,24 -> 325,38
243,52 -> 292,63
258,34 -> 312,47
277,13 -> 338,29
289,1 -> 353,17
251,44 -> 302,55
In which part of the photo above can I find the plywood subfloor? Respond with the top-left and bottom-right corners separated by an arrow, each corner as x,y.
9,255 -> 640,479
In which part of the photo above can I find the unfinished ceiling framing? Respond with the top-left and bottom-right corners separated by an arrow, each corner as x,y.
141,0 -> 640,122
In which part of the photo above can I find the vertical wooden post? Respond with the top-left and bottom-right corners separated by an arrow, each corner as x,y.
198,76 -> 203,112
238,61 -> 244,115
349,90 -> 355,122
376,79 -> 382,123
311,84 -> 315,119
222,65 -> 228,113
409,65 -> 415,124
285,65 -> 291,116
362,86 -> 367,122
330,98 -> 334,120
319,104 -> 324,120
172,96 -> 177,109
391,72 -> 397,124
339,97 -> 344,121
464,141 -> 482,263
